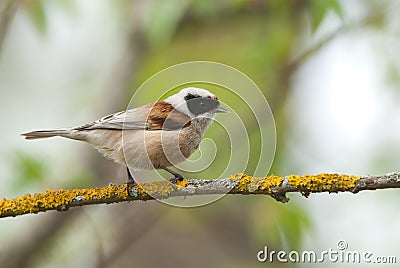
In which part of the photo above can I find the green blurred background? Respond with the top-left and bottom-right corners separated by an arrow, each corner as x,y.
1,0 -> 400,267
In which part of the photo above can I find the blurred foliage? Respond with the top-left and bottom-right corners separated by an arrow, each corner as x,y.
65,169 -> 95,188
24,0 -> 47,33
309,0 -> 343,30
11,151 -> 47,191
146,0 -> 190,47
22,0 -> 74,34
250,199 -> 312,251
10,151 -> 95,192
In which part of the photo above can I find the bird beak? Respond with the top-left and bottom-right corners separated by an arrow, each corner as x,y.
215,106 -> 230,113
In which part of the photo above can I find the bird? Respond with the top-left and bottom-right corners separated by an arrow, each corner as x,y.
21,87 -> 228,192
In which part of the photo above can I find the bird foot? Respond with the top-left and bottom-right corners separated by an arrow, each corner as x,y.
169,176 -> 184,185
169,176 -> 185,191
126,179 -> 138,197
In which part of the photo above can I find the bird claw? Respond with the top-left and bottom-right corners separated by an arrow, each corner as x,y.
169,176 -> 184,184
126,179 -> 137,197
169,176 -> 184,191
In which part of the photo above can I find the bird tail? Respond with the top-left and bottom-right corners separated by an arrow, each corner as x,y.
21,129 -> 72,140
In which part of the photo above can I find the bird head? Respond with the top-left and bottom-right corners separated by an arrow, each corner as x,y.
165,87 -> 228,120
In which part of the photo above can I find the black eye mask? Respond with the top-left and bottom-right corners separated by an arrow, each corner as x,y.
185,97 -> 220,116
184,93 -> 201,101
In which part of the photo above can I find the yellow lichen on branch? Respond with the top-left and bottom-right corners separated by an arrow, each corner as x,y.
1,172 -> 400,219
229,174 -> 283,193
0,179 -> 191,218
0,185 -> 127,216
285,173 -> 360,192
229,173 -> 361,193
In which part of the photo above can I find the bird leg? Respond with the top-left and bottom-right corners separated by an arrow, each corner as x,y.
126,167 -> 136,196
162,166 -> 185,184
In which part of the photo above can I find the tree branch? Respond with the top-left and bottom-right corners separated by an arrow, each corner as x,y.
1,172 -> 400,219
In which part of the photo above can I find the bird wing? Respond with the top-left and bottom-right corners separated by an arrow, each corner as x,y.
76,102 -> 191,131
